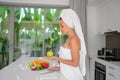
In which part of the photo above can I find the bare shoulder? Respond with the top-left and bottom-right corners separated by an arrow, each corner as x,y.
70,36 -> 80,50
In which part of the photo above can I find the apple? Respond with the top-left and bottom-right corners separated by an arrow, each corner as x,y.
41,62 -> 49,68
28,62 -> 34,67
47,50 -> 54,58
36,65 -> 43,70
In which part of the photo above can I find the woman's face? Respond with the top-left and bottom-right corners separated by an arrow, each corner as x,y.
59,19 -> 69,35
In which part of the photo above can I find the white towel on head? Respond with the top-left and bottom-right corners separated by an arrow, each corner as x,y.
60,9 -> 87,76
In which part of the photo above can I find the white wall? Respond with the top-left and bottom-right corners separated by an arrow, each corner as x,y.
87,0 -> 120,56
0,0 -> 69,7
87,6 -> 105,56
97,0 -> 120,33
88,0 -> 105,6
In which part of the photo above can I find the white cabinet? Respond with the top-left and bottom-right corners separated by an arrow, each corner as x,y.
89,57 -> 95,80
106,64 -> 120,80
89,56 -> 120,80
97,0 -> 120,33
87,0 -> 120,34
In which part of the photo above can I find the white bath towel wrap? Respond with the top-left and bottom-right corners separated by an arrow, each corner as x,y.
59,9 -> 87,79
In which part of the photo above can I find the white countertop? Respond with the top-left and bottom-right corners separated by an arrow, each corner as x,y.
109,62 -> 120,68
89,55 -> 120,69
0,55 -> 67,80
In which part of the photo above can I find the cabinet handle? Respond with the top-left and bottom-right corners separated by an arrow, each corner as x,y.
95,68 -> 106,74
108,73 -> 115,77
109,66 -> 114,70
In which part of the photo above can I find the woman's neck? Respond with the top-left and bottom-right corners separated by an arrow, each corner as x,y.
68,29 -> 76,38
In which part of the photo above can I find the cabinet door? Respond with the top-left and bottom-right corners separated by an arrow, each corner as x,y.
116,67 -> 120,80
89,58 -> 95,80
106,72 -> 117,80
106,65 -> 119,80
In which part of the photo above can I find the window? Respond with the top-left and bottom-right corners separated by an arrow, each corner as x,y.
14,8 -> 62,58
0,6 -> 68,69
0,6 -> 10,69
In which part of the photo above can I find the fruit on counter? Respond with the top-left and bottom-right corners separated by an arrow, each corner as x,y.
28,62 -> 34,67
41,62 -> 49,68
36,65 -> 43,70
34,59 -> 42,64
31,66 -> 36,71
39,59 -> 49,64
47,50 -> 54,58
28,59 -> 50,71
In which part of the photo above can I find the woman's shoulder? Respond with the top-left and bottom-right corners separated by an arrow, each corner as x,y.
70,36 -> 80,48
70,36 -> 80,43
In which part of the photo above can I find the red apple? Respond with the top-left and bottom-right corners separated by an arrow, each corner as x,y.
41,63 -> 49,68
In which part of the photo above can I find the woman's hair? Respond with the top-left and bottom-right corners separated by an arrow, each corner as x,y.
59,17 -> 62,20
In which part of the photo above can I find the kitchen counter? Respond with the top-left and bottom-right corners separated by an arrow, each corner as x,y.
109,62 -> 120,70
109,62 -> 120,66
89,55 -> 120,69
89,55 -> 120,80
0,55 -> 67,80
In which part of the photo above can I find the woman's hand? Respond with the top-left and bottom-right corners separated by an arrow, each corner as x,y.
44,56 -> 58,60
48,66 -> 60,71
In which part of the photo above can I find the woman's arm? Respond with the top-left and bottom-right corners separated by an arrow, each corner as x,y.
46,38 -> 81,67
48,66 -> 60,71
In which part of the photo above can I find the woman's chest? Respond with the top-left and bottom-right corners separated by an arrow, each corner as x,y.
63,39 -> 71,49
59,47 -> 72,59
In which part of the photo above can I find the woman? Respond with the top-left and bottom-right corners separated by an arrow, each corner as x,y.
45,9 -> 87,80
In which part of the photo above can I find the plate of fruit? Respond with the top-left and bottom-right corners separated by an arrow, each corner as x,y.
28,59 -> 49,71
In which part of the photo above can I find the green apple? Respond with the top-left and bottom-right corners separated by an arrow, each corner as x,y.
36,66 -> 43,70
47,50 -> 54,58
28,62 -> 34,67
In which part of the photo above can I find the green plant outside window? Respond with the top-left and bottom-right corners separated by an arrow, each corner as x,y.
0,6 -> 68,69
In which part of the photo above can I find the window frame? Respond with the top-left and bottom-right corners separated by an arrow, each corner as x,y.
0,5 -> 67,65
